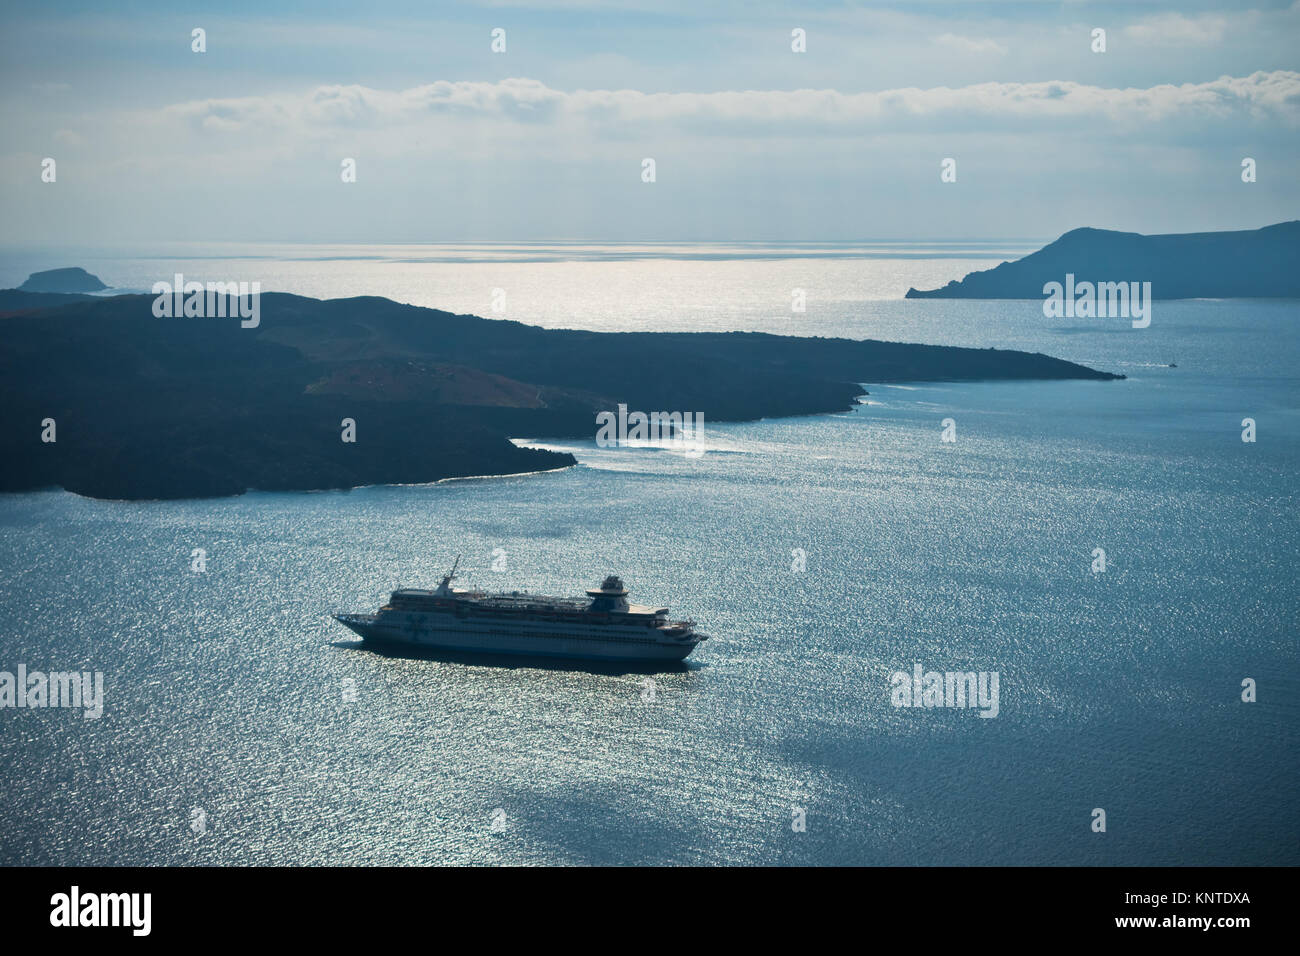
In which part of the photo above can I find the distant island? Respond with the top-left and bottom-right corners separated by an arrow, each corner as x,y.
906,221 -> 1300,299
0,282 -> 1120,500
17,266 -> 108,294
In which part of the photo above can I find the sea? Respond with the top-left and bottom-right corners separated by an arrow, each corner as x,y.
0,241 -> 1296,865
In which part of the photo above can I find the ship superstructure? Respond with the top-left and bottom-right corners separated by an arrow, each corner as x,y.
334,561 -> 707,662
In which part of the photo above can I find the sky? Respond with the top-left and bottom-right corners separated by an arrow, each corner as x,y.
1,0 -> 1297,242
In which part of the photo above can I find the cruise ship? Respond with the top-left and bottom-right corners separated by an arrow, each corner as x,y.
333,562 -> 708,662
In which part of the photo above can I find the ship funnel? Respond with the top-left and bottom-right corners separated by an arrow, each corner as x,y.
586,575 -> 630,611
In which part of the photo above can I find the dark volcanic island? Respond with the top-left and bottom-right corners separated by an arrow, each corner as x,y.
17,266 -> 108,294
906,221 -> 1300,299
0,282 -> 1120,500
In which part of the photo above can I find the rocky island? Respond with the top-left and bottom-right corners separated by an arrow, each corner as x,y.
0,280 -> 1122,500
17,266 -> 108,294
906,221 -> 1300,300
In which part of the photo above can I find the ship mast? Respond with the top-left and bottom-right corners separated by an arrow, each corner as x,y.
434,555 -> 461,597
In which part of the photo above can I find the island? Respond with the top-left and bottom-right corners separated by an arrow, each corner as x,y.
0,282 -> 1122,500
17,266 -> 108,294
905,221 -> 1300,300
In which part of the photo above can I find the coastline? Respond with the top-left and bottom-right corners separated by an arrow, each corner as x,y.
0,285 -> 1123,501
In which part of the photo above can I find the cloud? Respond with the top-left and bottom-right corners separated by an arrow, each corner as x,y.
148,71 -> 1300,139
12,70 -> 1295,199
1123,13 -> 1232,46
933,33 -> 1008,57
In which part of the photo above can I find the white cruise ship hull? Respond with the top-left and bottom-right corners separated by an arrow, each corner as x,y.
334,612 -> 701,662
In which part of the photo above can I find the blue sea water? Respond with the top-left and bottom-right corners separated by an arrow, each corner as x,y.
0,245 -> 1296,865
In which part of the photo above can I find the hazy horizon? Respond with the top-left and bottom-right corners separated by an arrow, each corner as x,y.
3,0 -> 1298,244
